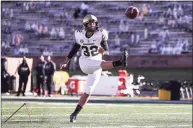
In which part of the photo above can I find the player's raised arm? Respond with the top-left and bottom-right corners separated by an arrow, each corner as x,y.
60,43 -> 81,70
61,30 -> 82,69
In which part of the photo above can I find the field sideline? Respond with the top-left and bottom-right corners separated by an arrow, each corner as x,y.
1,102 -> 192,128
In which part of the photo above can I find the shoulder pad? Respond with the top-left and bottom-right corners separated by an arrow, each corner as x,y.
98,28 -> 104,32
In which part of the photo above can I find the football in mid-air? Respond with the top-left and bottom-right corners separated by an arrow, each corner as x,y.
125,6 -> 139,19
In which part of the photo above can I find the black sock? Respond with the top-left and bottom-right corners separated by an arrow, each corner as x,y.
112,60 -> 122,67
72,104 -> 82,116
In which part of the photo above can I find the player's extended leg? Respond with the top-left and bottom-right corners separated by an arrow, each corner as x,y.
70,69 -> 102,123
101,50 -> 128,69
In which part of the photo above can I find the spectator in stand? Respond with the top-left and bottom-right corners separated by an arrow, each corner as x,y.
114,35 -> 120,47
177,39 -> 183,48
45,1 -> 51,7
173,5 -> 178,20
9,9 -> 13,19
3,20 -> 11,34
24,2 -> 30,11
31,22 -> 38,31
175,42 -> 183,55
146,4 -> 152,14
43,47 -> 49,56
12,34 -> 24,46
58,27 -> 65,39
2,41 -> 10,54
19,45 -> 25,55
18,34 -> 24,45
36,24 -> 43,36
144,24 -> 148,39
142,4 -> 149,16
158,14 -> 165,25
149,40 -> 157,53
43,47 -> 53,56
138,12 -> 144,21
7,21 -> 11,33
25,21 -> 31,32
14,47 -> 20,55
161,44 -> 167,55
19,44 -> 28,55
159,28 -> 169,41
2,41 -> 10,50
119,20 -> 129,32
166,7 -> 173,17
168,15 -> 176,28
182,39 -> 189,52
11,34 -> 17,46
2,8 -> 6,17
43,25 -> 49,37
24,44 -> 29,55
2,41 -> 6,49
130,32 -> 135,45
135,33 -> 140,46
156,40 -> 163,53
64,12 -> 69,19
167,44 -> 172,55
177,5 -> 183,17
50,27 -> 57,39
80,2 -> 89,17
73,7 -> 81,19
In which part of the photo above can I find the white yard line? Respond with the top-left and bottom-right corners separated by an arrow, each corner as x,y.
1,120 -> 192,128
2,113 -> 192,117
2,102 -> 192,107
120,125 -> 192,128
2,114 -> 116,117
2,105 -> 191,109
69,125 -> 192,128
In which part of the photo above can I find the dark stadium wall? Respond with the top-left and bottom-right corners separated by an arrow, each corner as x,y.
8,54 -> 192,70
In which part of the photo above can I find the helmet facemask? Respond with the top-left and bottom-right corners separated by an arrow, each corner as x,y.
83,14 -> 98,32
84,20 -> 98,32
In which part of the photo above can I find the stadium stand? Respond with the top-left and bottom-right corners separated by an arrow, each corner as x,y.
1,1 -> 192,56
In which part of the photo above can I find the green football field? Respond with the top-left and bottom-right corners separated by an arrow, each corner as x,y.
1,102 -> 192,128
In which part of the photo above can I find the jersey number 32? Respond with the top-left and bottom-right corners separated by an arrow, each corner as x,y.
82,45 -> 99,57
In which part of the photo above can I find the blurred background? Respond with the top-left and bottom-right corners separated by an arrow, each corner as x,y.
1,1 -> 192,100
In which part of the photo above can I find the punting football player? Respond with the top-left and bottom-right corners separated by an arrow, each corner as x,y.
61,14 -> 128,123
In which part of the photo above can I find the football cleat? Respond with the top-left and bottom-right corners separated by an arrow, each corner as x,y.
120,50 -> 128,67
70,113 -> 76,123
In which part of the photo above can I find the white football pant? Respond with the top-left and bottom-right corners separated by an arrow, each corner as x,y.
79,57 -> 103,94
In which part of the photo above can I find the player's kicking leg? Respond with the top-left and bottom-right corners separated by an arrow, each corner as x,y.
101,50 -> 128,69
69,50 -> 128,123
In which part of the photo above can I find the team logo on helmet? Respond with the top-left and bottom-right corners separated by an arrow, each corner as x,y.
80,39 -> 84,43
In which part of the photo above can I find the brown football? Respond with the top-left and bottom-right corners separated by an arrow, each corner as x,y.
125,6 -> 139,19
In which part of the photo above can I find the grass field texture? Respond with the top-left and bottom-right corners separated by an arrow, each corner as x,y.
1,102 -> 192,128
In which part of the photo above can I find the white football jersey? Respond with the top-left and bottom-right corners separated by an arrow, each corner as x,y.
74,28 -> 108,60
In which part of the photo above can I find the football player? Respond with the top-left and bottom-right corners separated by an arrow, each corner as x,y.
60,14 -> 128,123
